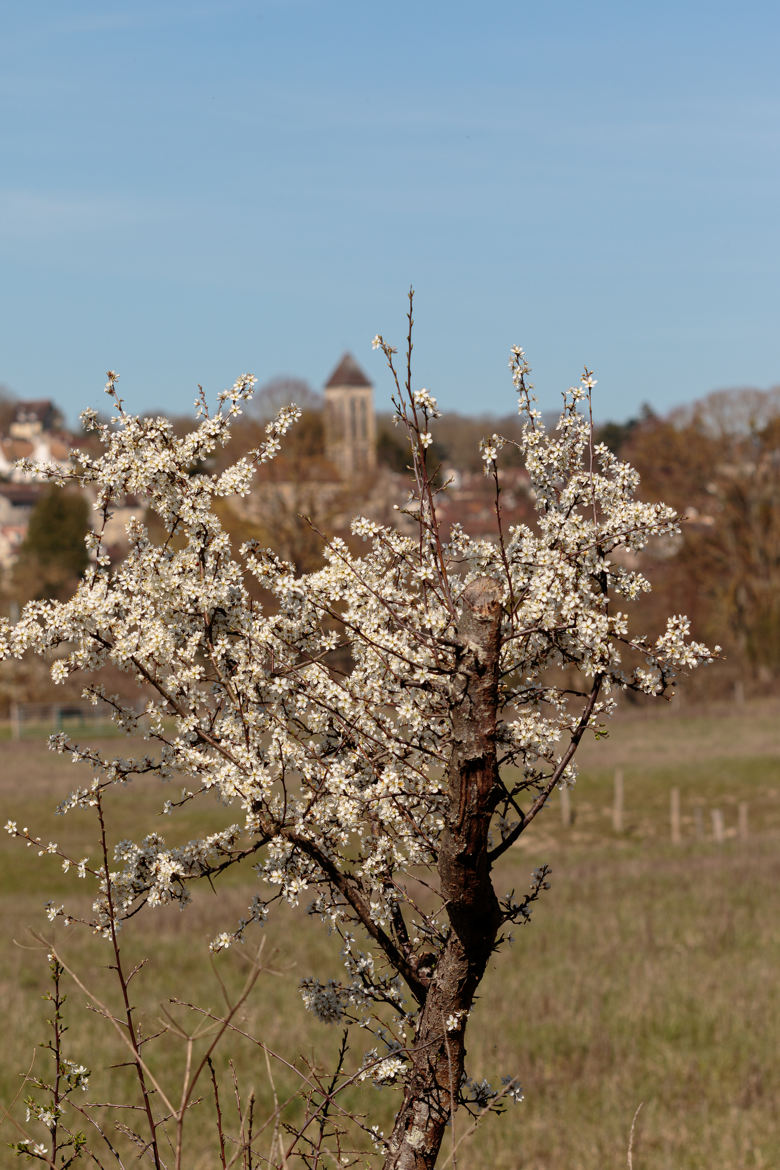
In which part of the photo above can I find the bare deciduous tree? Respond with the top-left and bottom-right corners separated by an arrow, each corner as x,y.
625,386 -> 780,681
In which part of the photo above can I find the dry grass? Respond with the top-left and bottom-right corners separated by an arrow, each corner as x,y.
1,698 -> 778,1167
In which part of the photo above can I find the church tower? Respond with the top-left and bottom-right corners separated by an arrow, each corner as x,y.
324,353 -> 377,477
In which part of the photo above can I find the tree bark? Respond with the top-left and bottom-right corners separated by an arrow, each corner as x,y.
383,578 -> 504,1170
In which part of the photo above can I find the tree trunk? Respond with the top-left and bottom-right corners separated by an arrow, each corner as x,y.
383,579 -> 504,1170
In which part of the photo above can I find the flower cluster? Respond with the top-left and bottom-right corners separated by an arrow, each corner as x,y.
299,978 -> 352,1023
413,387 -> 441,418
480,432 -> 505,470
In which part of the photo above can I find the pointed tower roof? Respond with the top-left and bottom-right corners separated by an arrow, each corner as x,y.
324,353 -> 372,389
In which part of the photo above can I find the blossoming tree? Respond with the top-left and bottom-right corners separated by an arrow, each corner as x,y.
2,304 -> 713,1169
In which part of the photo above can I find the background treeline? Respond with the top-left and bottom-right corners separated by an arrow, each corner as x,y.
613,387 -> 780,691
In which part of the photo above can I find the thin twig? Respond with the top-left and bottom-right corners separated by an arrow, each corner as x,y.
208,1057 -> 228,1169
95,792 -> 164,1169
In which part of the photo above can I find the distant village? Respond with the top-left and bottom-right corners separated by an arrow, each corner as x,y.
0,399 -> 73,568
0,354 -> 534,574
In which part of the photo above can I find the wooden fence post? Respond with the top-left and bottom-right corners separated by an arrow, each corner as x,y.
670,787 -> 681,844
712,808 -> 725,844
560,785 -> 572,828
738,802 -> 749,841
612,768 -> 624,833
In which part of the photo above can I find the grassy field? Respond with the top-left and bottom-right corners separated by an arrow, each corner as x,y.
0,698 -> 778,1168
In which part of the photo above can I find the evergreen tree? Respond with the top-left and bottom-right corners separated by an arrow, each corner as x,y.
15,486 -> 90,600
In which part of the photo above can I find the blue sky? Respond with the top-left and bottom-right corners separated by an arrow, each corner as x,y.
1,0 -> 778,426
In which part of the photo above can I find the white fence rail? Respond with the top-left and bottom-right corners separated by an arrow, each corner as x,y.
7,700 -> 141,740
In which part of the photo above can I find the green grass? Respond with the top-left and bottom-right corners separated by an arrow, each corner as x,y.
0,714 -> 127,741
1,699 -> 778,1168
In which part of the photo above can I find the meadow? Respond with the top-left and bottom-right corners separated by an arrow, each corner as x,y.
0,697 -> 777,1168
